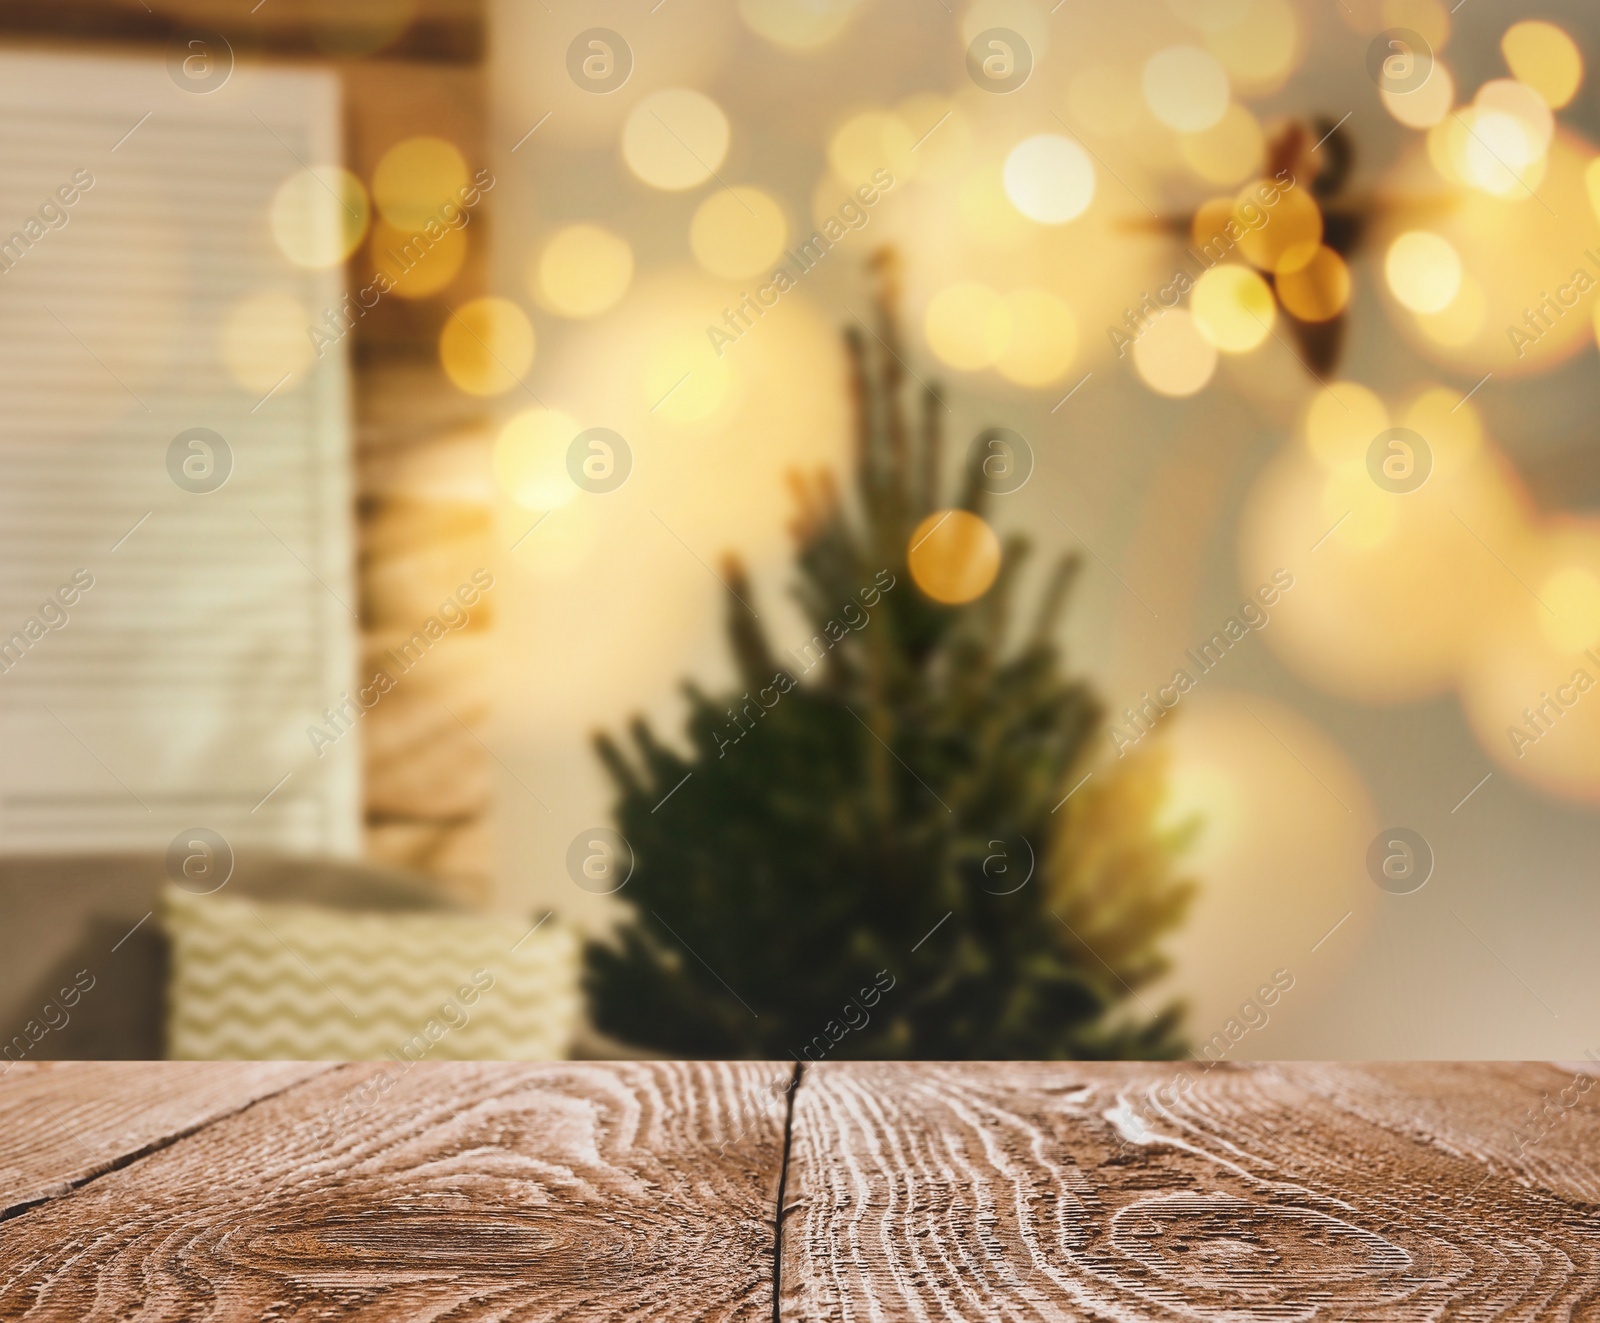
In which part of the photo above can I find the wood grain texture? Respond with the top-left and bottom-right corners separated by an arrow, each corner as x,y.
0,1062 -> 331,1218
0,1060 -> 791,1322
781,1062 -> 1600,1322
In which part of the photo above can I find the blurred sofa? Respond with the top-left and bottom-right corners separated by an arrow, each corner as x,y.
0,854 -> 465,1061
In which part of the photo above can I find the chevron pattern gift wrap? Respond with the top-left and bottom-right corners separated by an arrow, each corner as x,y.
163,887 -> 580,1061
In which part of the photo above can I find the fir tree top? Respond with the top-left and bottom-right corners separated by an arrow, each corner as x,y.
586,251 -> 1194,1060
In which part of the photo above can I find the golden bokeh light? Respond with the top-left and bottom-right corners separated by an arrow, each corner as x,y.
1380,0 -> 1450,48
1501,20 -> 1582,110
1303,381 -> 1387,470
269,166 -> 369,269
896,95 -> 970,182
738,0 -> 858,49
1157,690 -> 1375,1032
1190,196 -> 1237,251
623,90 -> 731,191
1540,565 -> 1600,655
494,407 -> 579,510
1243,386 -> 1531,704
514,499 -> 600,583
643,327 -> 732,424
371,216 -> 466,298
828,110 -> 915,187
925,281 -> 1010,371
1190,264 -> 1274,353
1178,103 -> 1264,185
1322,464 -> 1399,550
1002,134 -> 1096,225
690,187 -> 788,281
1459,538 -> 1600,804
372,136 -> 468,230
1275,246 -> 1350,323
534,224 -> 633,318
1385,131 -> 1597,375
1381,59 -> 1454,129
1431,105 -> 1548,197
221,290 -> 315,394
1067,66 -> 1144,138
995,289 -> 1077,387
908,510 -> 1002,605
958,164 -> 1037,249
1476,79 -> 1554,159
1385,231 -> 1461,314
1132,308 -> 1217,397
1204,0 -> 1300,95
1414,271 -> 1486,347
1164,0 -> 1252,33
1142,46 -> 1231,132
960,0 -> 1051,62
1234,183 -> 1321,274
439,297 -> 535,396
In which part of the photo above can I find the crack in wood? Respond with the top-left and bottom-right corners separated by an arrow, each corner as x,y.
771,1061 -> 803,1323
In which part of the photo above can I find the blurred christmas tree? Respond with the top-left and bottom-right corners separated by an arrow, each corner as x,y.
586,253 -> 1194,1060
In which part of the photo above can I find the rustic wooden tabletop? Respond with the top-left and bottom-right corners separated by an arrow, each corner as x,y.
1,1060 -> 1596,1320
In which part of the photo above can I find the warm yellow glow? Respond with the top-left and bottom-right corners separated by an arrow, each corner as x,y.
1190,264 -> 1274,352
1163,0 -> 1250,33
1067,66 -> 1143,138
739,0 -> 858,48
959,1 -> 1051,63
623,90 -> 731,191
439,297 -> 535,396
828,110 -> 914,187
1381,0 -> 1450,49
908,510 -> 1002,605
1385,231 -> 1462,314
1178,103 -> 1264,185
1389,131 -> 1594,375
1324,465 -> 1398,549
1402,385 -> 1483,476
958,165 -> 1035,249
643,327 -> 732,423
371,217 -> 466,298
995,289 -> 1077,387
1204,0 -> 1299,94
690,187 -> 788,281
1158,691 -> 1375,1031
1476,79 -> 1555,157
1459,559 -> 1600,804
1304,382 -> 1386,470
1190,196 -> 1236,251
221,291 -> 314,394
1132,309 -> 1217,397
1401,388 -> 1484,486
1142,46 -> 1231,132
515,499 -> 600,583
372,137 -> 468,230
896,95 -> 970,181
1002,135 -> 1095,225
1276,246 -> 1350,323
269,166 -> 369,269
1381,59 -> 1454,129
1234,184 -> 1321,274
1501,20 -> 1583,110
494,408 -> 579,510
1541,567 -> 1600,653
534,224 -> 633,318
1438,105 -> 1547,196
925,282 -> 1010,371
1415,272 -> 1485,347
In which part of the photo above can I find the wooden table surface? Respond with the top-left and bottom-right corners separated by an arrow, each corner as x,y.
2,1062 -> 1598,1320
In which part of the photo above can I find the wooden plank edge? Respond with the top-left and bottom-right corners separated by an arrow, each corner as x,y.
0,1063 -> 342,1224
